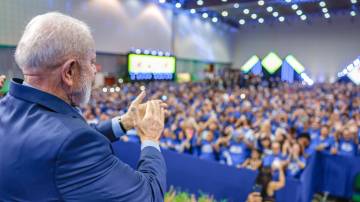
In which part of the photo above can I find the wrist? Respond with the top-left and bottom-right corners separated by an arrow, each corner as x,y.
119,115 -> 132,131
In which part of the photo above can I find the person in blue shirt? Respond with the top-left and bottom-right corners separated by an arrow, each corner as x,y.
314,125 -> 335,153
222,133 -> 250,167
331,127 -> 358,156
197,130 -> 217,161
285,142 -> 306,178
263,141 -> 287,168
308,121 -> 321,141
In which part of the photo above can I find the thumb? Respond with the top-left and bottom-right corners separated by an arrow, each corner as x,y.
132,90 -> 146,106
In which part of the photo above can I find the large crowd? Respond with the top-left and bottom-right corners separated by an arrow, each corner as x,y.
2,71 -> 358,180
80,71 -> 360,180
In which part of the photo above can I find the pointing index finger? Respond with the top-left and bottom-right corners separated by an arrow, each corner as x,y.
132,90 -> 146,106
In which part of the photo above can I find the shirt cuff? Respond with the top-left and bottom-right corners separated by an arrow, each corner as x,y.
111,116 -> 126,138
141,140 -> 161,152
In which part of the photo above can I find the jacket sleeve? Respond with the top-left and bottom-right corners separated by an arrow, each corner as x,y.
55,129 -> 167,202
89,120 -> 121,142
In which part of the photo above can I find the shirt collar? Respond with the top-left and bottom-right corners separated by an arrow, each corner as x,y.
9,78 -> 85,120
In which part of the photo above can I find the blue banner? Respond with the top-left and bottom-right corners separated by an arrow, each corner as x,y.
112,142 -> 360,202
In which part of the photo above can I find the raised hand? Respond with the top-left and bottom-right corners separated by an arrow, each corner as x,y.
134,100 -> 165,142
121,91 -> 168,131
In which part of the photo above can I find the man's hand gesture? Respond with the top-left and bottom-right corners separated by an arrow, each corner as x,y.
134,100 -> 165,142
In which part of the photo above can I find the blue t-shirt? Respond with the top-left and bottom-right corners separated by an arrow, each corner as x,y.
286,156 -> 306,178
308,128 -> 320,140
337,139 -> 357,156
263,153 -> 287,167
199,140 -> 216,161
312,135 -> 335,152
227,141 -> 249,166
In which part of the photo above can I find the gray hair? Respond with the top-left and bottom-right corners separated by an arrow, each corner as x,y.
15,12 -> 95,71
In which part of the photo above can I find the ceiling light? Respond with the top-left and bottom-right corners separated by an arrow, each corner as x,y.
190,9 -> 196,14
239,19 -> 246,25
251,13 -> 258,19
258,18 -> 264,23
159,0 -> 166,3
319,1 -> 326,7
351,0 -> 357,3
291,4 -> 298,10
285,0 -> 292,2
272,12 -> 279,17
175,2 -> 181,8
221,10 -> 228,17
212,17 -> 218,23
221,0 -> 228,2
258,0 -> 265,6
300,15 -> 307,20
350,11 -> 357,16
296,10 -> 303,15
324,13 -> 330,18
197,0 -> 203,6
279,16 -> 285,22
234,3 -> 240,8
243,9 -> 250,14
202,13 -> 208,18
267,6 -> 273,12
322,8 -> 328,13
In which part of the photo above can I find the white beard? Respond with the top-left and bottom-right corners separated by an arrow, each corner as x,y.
74,74 -> 92,107
79,78 -> 92,106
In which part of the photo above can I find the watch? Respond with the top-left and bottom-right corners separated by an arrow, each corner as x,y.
118,116 -> 128,133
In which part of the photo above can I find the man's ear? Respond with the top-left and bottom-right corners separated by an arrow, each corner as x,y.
60,59 -> 76,87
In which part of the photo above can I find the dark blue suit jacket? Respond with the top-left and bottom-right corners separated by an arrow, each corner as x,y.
0,79 -> 166,202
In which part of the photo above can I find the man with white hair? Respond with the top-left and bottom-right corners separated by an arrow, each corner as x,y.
0,12 -> 167,201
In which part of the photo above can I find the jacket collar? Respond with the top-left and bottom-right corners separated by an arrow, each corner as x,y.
9,78 -> 85,120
